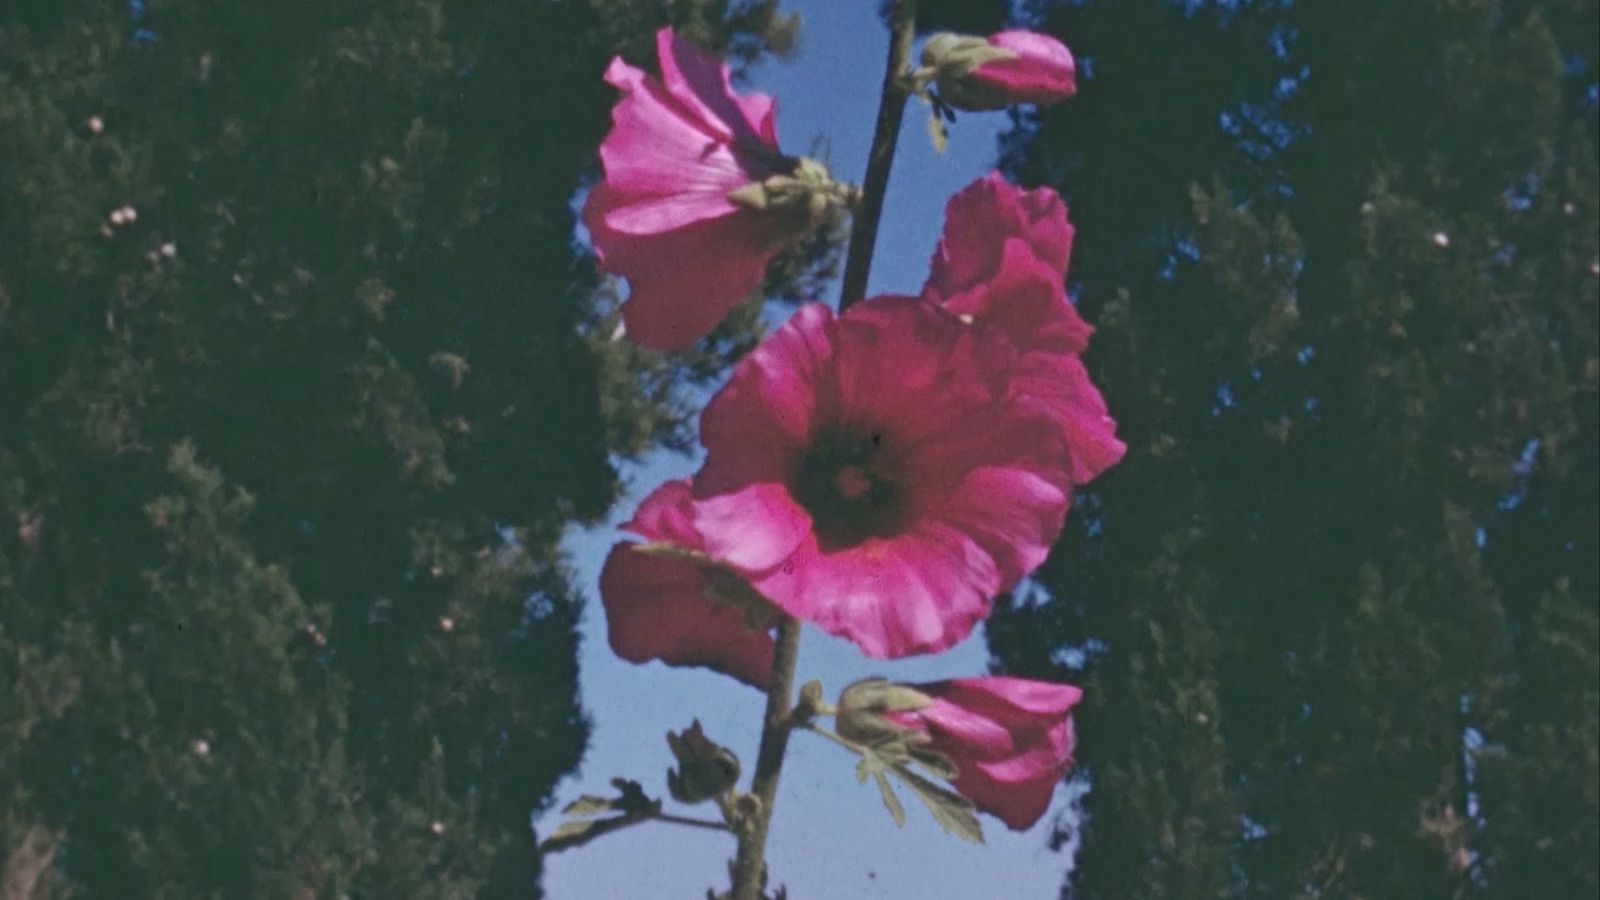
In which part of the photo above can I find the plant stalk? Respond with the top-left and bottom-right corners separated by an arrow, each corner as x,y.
728,616 -> 802,900
838,0 -> 919,310
727,4 -> 918,895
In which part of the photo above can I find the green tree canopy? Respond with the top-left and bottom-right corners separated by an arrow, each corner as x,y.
0,1 -> 815,896
986,0 -> 1598,897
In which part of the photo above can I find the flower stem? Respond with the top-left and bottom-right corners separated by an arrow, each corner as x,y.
838,0 -> 919,310
728,615 -> 802,900
653,811 -> 733,834
726,6 -> 918,895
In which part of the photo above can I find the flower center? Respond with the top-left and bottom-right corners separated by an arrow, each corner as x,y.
793,428 -> 908,548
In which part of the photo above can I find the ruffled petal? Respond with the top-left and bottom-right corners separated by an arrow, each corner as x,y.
656,27 -> 778,149
599,543 -> 775,688
584,185 -> 776,350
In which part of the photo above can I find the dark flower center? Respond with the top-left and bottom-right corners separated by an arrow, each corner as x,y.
793,427 -> 908,548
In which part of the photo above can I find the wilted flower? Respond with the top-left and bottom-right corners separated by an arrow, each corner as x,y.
922,30 -> 1076,112
689,297 -> 1071,658
878,677 -> 1083,831
584,27 -> 845,349
599,480 -> 776,687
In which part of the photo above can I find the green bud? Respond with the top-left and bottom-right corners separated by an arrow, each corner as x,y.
919,31 -> 1021,112
835,677 -> 933,747
666,720 -> 741,805
726,155 -> 853,247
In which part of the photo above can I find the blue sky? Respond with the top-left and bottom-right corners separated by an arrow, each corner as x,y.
539,4 -> 1080,897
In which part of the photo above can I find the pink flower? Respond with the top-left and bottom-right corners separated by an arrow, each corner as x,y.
974,31 -> 1077,105
886,677 -> 1082,831
924,174 -> 1125,485
584,28 -> 835,350
689,297 -> 1071,658
924,172 -> 1074,315
599,480 -> 775,688
922,30 -> 1076,112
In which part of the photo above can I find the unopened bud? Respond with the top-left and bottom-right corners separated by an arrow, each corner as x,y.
160,242 -> 177,258
666,720 -> 740,805
437,616 -> 455,633
835,677 -> 932,746
727,156 -> 850,248
86,115 -> 105,134
922,30 -> 1077,112
429,820 -> 446,836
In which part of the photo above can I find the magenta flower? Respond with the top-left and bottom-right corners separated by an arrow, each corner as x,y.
924,174 -> 1125,485
885,677 -> 1083,831
922,30 -> 1076,112
599,480 -> 775,688
689,297 -> 1071,659
584,28 -> 837,350
923,172 -> 1074,315
974,31 -> 1077,105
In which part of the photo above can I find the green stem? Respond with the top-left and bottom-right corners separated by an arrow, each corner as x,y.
838,0 -> 919,310
653,811 -> 733,834
724,5 -> 919,895
728,616 -> 802,900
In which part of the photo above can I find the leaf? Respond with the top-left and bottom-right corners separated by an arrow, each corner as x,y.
892,764 -> 984,844
909,746 -> 960,781
539,814 -> 642,854
561,794 -> 618,817
927,112 -> 948,154
855,745 -> 888,784
873,771 -> 906,827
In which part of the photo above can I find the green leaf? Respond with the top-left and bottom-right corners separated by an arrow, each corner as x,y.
539,814 -> 641,854
561,794 -> 618,817
855,745 -> 888,784
874,771 -> 906,827
910,746 -> 960,781
892,764 -> 984,844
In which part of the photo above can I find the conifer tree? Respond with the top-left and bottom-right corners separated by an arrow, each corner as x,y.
1,1 -> 814,896
987,1 -> 1598,897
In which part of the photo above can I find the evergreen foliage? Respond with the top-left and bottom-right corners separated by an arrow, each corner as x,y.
0,1 -> 819,896
986,1 -> 1598,897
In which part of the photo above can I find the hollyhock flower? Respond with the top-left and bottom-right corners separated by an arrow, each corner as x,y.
584,27 -> 843,350
922,30 -> 1076,112
924,174 -> 1125,485
690,297 -> 1071,658
599,480 -> 775,688
842,676 -> 1083,831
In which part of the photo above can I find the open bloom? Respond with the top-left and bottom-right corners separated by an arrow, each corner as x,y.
584,27 -> 838,349
924,174 -> 1125,485
884,677 -> 1082,831
922,30 -> 1076,112
599,480 -> 775,688
689,297 -> 1071,658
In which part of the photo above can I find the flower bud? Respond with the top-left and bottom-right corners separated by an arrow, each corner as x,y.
922,30 -> 1077,112
727,156 -> 851,247
666,720 -> 741,805
835,677 -> 933,747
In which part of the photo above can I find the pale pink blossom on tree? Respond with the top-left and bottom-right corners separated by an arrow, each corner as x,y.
599,479 -> 776,688
584,27 -> 841,350
688,297 -> 1072,659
